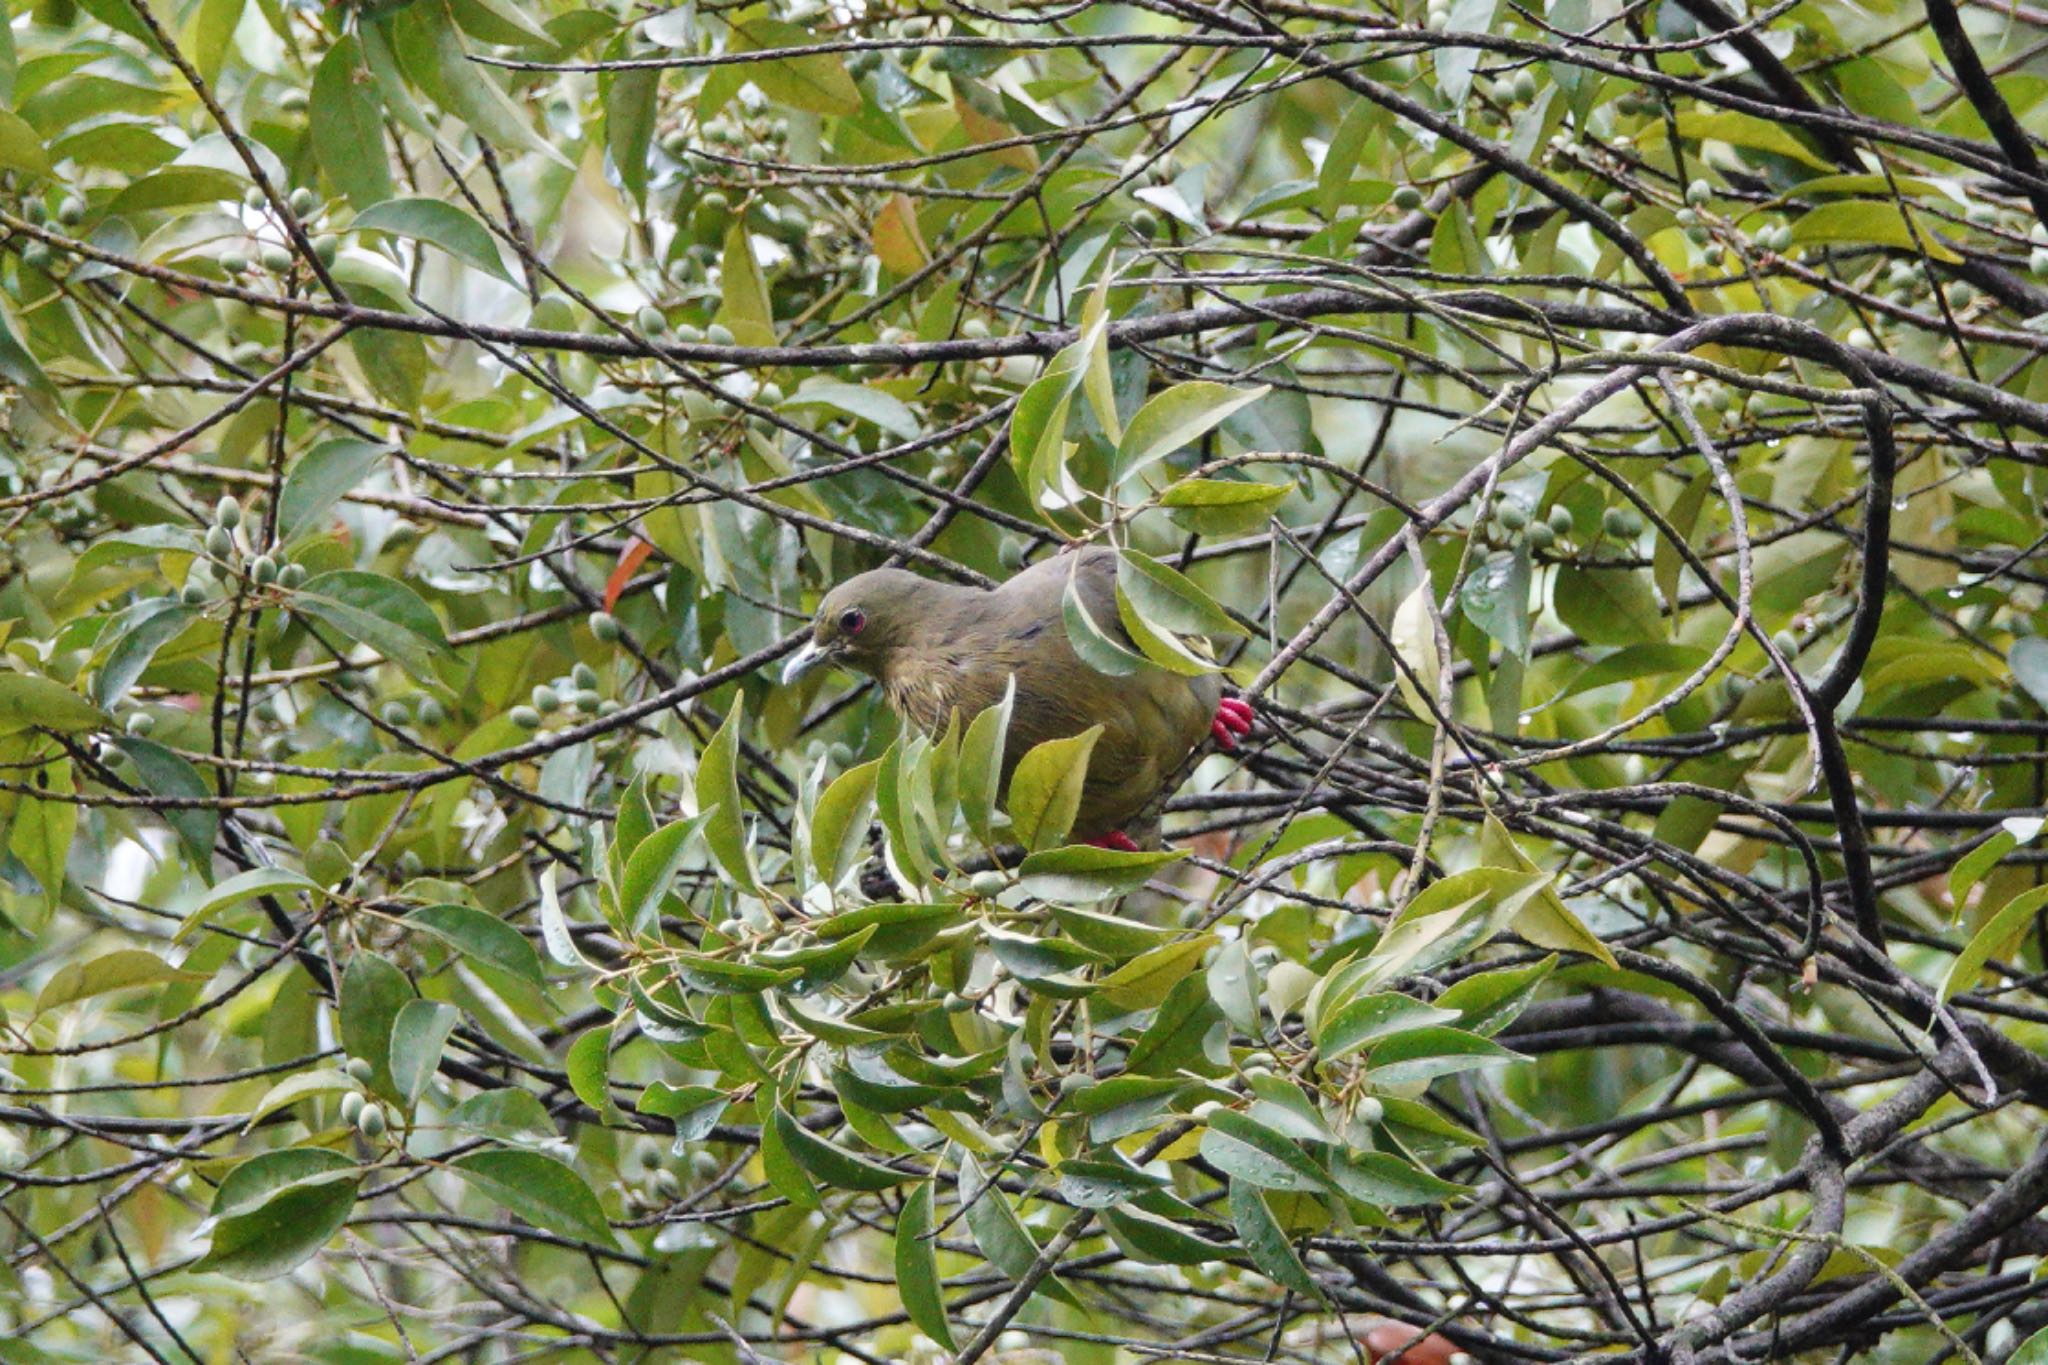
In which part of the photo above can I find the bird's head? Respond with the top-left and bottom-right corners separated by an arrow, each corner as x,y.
780,569 -> 934,684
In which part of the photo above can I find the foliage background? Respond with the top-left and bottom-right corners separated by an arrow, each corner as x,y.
4,0 -> 2048,1359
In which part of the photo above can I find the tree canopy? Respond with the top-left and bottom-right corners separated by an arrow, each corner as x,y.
4,0 -> 2048,1360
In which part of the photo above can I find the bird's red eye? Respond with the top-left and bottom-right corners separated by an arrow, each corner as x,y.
839,608 -> 866,635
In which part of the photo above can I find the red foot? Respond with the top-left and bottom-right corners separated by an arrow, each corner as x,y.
1084,831 -> 1141,853
1211,696 -> 1255,751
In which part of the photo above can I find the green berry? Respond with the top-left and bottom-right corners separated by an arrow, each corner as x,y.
278,89 -> 308,112
1130,207 -> 1160,239
1770,629 -> 1798,655
1391,185 -> 1425,211
1548,504 -> 1574,534
1355,1097 -> 1384,1126
1496,501 -> 1528,531
653,1168 -> 682,1199
56,196 -> 86,226
311,235 -> 338,266
214,496 -> 242,529
510,705 -> 543,730
259,245 -> 293,273
20,242 -> 52,270
636,305 -> 668,335
416,697 -> 447,726
969,870 -> 1007,898
250,554 -> 277,584
590,611 -> 621,642
1602,506 -> 1633,537
572,688 -> 601,714
125,711 -> 157,736
277,562 -> 306,588
757,381 -> 784,405
570,663 -> 597,690
531,685 -> 560,713
1511,68 -> 1538,102
689,1151 -> 721,1180
1600,191 -> 1632,215
397,849 -> 423,878
530,293 -> 576,331
288,187 -> 316,216
1686,178 -> 1712,206
345,1057 -> 375,1083
339,1091 -> 366,1125
943,991 -> 972,1013
356,1103 -> 387,1138
205,525 -> 234,559
706,322 -> 735,346
1526,521 -> 1555,551
379,700 -> 410,727
24,199 -> 46,224
181,580 -> 210,605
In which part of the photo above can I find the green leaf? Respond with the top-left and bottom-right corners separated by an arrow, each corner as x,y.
425,4 -> 572,168
1062,568 -> 1144,677
293,571 -> 452,683
566,1024 -> 614,1114
106,166 -> 244,216
894,1181 -> 955,1349
1116,549 -> 1239,636
726,16 -> 862,116
277,439 -> 389,544
2010,636 -> 2048,712
1363,868 -> 1554,989
1208,938 -> 1261,1033
175,866 -> 325,941
718,222 -> 775,346
1018,845 -> 1184,902
1199,1111 -> 1333,1193
623,813 -> 709,933
354,197 -> 514,283
34,949 -> 193,1014
1007,725 -> 1103,852
810,757 -> 881,885
211,1147 -> 358,1220
1116,382 -> 1270,483
339,952 -> 416,1103
537,864 -> 593,969
450,1149 -> 615,1246
240,1067 -> 361,1132
1326,1150 -> 1473,1207
1228,1180 -> 1321,1297
1941,884 -> 2048,1001
695,699 -> 757,893
1554,567 -> 1665,647
957,682 -> 1013,846
1478,814 -> 1617,968
310,38 -> 396,211
1432,955 -> 1556,1036
0,108 -> 51,175
1789,200 -> 1961,263
959,1154 -> 1079,1306
1093,934 -> 1215,1012
0,673 -> 107,735
196,1170 -> 360,1280
95,600 -> 198,708
8,760 -> 73,913
1102,1203 -> 1228,1265
1365,1026 -> 1523,1086
407,903 -> 546,987
602,47 -> 659,206
113,737 -> 217,866
388,998 -> 459,1107
1314,993 -> 1460,1064
772,1106 -> 909,1192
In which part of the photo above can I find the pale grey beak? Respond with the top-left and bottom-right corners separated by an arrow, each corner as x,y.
780,639 -> 834,685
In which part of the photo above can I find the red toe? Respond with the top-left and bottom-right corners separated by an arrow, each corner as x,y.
1085,832 -> 1140,853
1213,697 -> 1254,742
